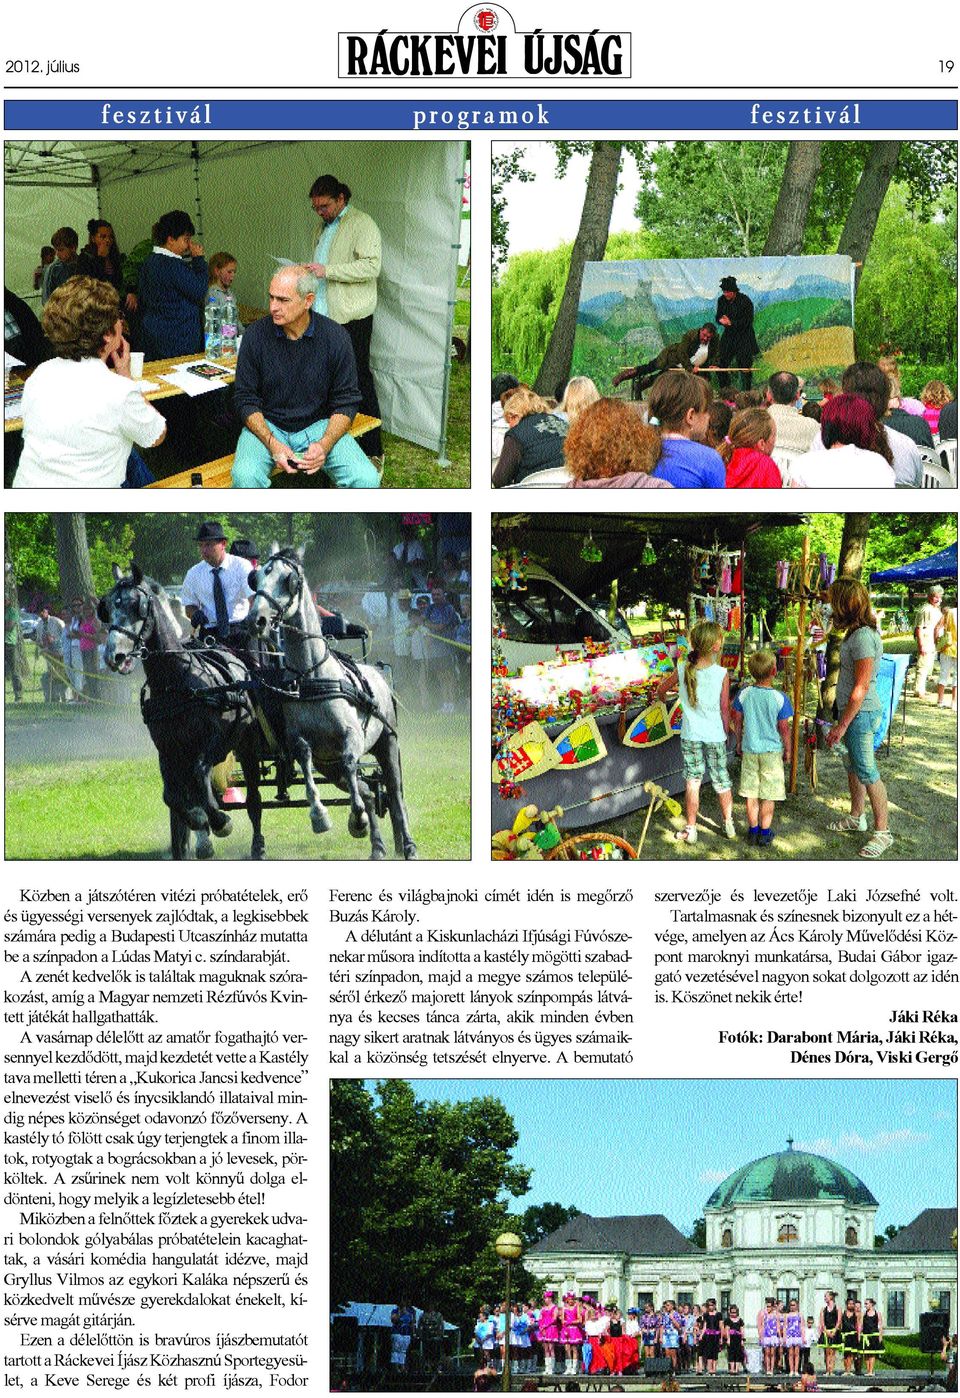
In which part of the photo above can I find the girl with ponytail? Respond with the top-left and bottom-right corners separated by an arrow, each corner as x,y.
656,620 -> 735,844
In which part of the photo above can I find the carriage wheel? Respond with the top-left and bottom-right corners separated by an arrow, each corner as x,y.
546,831 -> 638,861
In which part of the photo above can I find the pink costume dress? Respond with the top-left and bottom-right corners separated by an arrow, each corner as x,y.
560,1305 -> 584,1345
538,1303 -> 560,1345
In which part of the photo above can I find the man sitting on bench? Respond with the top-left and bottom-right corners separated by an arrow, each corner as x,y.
231,265 -> 381,489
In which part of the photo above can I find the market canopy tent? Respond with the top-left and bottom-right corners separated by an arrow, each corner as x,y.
870,541 -> 958,586
4,139 -> 468,455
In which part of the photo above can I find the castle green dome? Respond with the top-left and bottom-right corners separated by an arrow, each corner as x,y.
705,1141 -> 878,1209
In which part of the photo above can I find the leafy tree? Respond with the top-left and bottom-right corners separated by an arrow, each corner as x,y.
329,1080 -> 532,1328
875,1223 -> 905,1248
493,229 -> 668,382
520,1202 -> 582,1248
688,1217 -> 707,1249
492,147 -> 536,274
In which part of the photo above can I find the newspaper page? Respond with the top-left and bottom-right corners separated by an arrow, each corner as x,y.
1,5 -> 958,1396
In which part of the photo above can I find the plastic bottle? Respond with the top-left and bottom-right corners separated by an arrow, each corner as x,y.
204,297 -> 222,359
220,294 -> 238,360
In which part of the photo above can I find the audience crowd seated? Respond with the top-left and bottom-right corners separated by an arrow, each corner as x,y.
491,354 -> 955,490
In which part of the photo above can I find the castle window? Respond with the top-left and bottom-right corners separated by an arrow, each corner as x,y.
845,1226 -> 859,1246
777,1223 -> 799,1245
887,1291 -> 905,1328
721,1228 -> 734,1249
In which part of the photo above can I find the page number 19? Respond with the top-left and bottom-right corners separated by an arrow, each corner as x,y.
939,59 -> 955,71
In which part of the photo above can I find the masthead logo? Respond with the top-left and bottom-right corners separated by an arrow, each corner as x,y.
473,8 -> 499,31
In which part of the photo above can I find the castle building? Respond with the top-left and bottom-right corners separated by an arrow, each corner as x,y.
525,1142 -> 956,1334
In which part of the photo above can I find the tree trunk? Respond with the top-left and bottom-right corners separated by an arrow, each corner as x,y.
819,512 -> 872,719
534,141 -> 622,397
762,142 -> 824,255
53,514 -> 95,605
4,523 -> 29,693
837,142 -> 901,292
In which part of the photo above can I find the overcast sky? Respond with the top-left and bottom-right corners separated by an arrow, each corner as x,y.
497,141 -> 644,257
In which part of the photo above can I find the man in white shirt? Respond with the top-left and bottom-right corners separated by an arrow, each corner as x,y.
181,521 -> 254,643
914,585 -> 944,698
765,372 -> 820,454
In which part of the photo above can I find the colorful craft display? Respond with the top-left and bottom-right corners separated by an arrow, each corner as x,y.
622,698 -> 681,748
492,546 -> 528,590
491,720 -> 561,784
554,715 -> 607,768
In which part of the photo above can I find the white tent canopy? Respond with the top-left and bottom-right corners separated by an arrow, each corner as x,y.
4,139 -> 468,455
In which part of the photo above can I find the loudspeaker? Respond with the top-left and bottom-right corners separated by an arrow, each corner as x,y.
919,1312 -> 949,1354
645,1357 -> 674,1376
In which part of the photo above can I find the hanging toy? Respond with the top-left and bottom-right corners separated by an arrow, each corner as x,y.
776,560 -> 790,590
720,560 -> 733,594
580,533 -> 603,564
819,553 -> 836,587
642,535 -> 657,566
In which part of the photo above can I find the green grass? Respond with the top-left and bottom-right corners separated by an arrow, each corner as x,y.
5,704 -> 470,862
381,358 -> 470,489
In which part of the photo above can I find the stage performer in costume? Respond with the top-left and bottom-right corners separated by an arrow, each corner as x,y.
759,1298 -> 782,1377
725,1305 -> 746,1374
559,1292 -> 585,1376
699,1299 -> 723,1375
714,276 -> 758,391
613,324 -> 718,397
585,1299 -> 610,1374
537,1289 -> 560,1375
860,1299 -> 883,1376
640,1302 -> 660,1364
819,1291 -> 841,1375
784,1300 -> 805,1376
840,1298 -> 861,1374
659,1301 -> 683,1372
622,1308 -> 642,1375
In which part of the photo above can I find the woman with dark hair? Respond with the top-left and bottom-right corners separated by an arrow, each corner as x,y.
77,221 -> 123,293
565,398 -> 672,489
824,578 -> 892,858
648,371 -> 725,488
137,209 -> 208,358
12,277 -> 166,489
794,394 -> 895,488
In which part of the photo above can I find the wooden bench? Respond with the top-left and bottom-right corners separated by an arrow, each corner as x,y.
145,414 -> 381,487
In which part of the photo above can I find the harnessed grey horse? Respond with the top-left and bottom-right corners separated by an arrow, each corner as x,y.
247,549 -> 417,861
100,563 -> 266,861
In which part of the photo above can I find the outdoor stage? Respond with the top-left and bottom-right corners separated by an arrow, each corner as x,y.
518,1371 -> 945,1392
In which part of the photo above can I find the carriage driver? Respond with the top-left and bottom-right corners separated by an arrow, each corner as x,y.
181,520 -> 254,647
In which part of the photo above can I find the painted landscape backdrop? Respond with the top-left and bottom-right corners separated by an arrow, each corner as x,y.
572,254 -> 856,390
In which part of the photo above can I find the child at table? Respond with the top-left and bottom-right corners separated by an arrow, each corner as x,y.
730,648 -> 793,849
656,619 -> 734,845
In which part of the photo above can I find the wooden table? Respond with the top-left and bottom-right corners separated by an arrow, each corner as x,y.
145,414 -> 382,488
4,353 -> 236,434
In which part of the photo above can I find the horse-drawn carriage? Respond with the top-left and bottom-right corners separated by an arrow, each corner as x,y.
99,551 -> 417,861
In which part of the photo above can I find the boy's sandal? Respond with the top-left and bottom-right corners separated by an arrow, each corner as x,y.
675,825 -> 698,844
829,814 -> 867,832
859,831 -> 894,859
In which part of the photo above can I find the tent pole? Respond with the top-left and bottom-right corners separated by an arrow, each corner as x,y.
191,140 -> 202,239
434,144 -> 468,467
